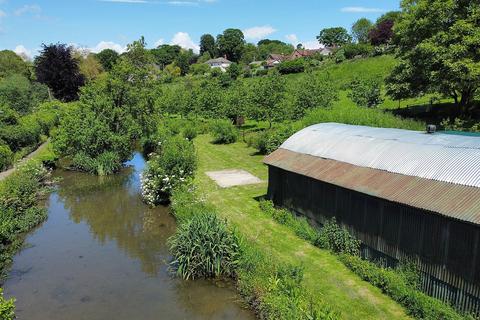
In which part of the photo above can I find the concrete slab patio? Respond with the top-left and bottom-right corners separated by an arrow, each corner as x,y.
206,169 -> 263,188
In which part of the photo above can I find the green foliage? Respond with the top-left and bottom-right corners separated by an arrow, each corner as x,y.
0,160 -> 49,282
277,59 -> 305,75
226,62 -> 241,80
352,18 -> 373,44
0,144 -> 13,171
210,119 -> 238,144
342,43 -> 374,59
387,0 -> 480,110
317,27 -> 352,47
71,151 -> 121,175
247,125 -> 297,154
194,80 -> 224,118
334,49 -> 346,63
339,255 -> 464,320
189,63 -> 210,76
141,135 -> 197,205
0,288 -> 14,320
348,77 -> 384,108
290,73 -> 339,119
200,34 -> 216,58
249,71 -> 287,127
216,29 -> 245,62
151,44 -> 182,68
182,123 -> 198,141
257,39 -> 294,61
95,49 -> 119,71
168,211 -> 241,280
0,50 -> 30,79
316,218 -> 360,255
0,74 -> 49,114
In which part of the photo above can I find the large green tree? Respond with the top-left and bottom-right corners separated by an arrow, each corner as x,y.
352,18 -> 373,44
216,29 -> 245,62
248,71 -> 287,128
386,0 -> 480,111
0,50 -> 30,79
317,27 -> 352,47
200,34 -> 216,57
151,44 -> 182,68
34,43 -> 85,101
95,49 -> 119,71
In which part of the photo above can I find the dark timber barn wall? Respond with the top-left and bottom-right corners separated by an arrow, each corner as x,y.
266,161 -> 480,316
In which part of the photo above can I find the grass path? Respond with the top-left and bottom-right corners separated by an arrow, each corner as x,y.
0,141 -> 49,182
194,134 -> 410,320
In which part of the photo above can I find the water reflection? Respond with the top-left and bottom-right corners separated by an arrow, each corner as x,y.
3,153 -> 254,320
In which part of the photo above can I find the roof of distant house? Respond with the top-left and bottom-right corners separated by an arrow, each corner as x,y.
268,53 -> 288,61
205,57 -> 232,64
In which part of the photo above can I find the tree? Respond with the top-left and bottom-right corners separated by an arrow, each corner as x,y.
151,44 -> 182,68
257,40 -> 294,60
226,62 -> 241,80
386,0 -> 480,111
216,29 -> 245,62
76,53 -> 104,81
352,18 -> 373,44
249,71 -> 287,128
175,50 -> 196,76
317,27 -> 352,47
377,11 -> 401,24
0,50 -> 30,79
290,73 -> 338,119
368,20 -> 395,46
95,49 -> 119,71
0,74 -> 49,114
348,78 -> 384,108
34,43 -> 84,101
200,34 -> 216,57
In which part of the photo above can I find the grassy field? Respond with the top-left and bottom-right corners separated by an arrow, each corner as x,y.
193,134 -> 410,320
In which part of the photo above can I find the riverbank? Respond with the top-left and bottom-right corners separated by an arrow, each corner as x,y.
193,134 -> 410,320
0,141 -> 50,182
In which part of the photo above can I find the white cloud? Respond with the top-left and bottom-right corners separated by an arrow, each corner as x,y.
14,4 -> 41,16
243,25 -> 276,40
285,34 -> 298,44
171,32 -> 199,53
14,45 -> 32,60
341,6 -> 385,13
91,41 -> 126,53
154,38 -> 164,47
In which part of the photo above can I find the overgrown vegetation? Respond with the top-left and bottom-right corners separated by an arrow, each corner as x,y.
258,200 -> 465,319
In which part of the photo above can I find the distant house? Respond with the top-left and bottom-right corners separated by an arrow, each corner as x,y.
265,53 -> 288,68
290,48 -> 333,59
205,57 -> 232,72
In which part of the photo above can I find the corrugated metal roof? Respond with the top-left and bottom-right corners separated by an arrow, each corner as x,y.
280,123 -> 480,188
264,149 -> 480,225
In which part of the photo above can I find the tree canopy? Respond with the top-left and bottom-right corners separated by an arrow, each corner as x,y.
386,0 -> 480,110
352,18 -> 373,44
0,50 -> 30,79
95,49 -> 119,71
200,34 -> 216,57
151,44 -> 182,68
34,43 -> 84,101
216,29 -> 245,62
317,27 -> 352,47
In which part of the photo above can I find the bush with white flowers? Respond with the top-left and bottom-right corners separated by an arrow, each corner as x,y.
141,135 -> 197,206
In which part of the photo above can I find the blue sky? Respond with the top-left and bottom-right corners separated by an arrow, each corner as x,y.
0,0 -> 401,58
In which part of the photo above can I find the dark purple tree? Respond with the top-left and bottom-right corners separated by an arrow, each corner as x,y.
368,20 -> 394,46
34,43 -> 84,102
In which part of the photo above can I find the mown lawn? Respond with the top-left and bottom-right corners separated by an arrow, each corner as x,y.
194,134 -> 411,320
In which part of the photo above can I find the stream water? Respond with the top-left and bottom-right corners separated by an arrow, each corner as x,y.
3,153 -> 254,320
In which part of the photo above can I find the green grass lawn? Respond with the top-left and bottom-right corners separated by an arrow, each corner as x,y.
193,134 -> 411,320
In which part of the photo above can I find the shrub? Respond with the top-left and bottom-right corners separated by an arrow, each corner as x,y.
141,135 -> 197,205
71,151 -> 122,176
339,255 -> 463,320
168,211 -> 241,280
182,123 -> 198,141
247,125 -> 297,154
316,218 -> 360,255
0,145 -> 12,171
342,43 -> 374,59
210,119 -> 238,144
0,288 -> 14,320
348,77 -> 384,108
334,49 -> 346,63
278,59 -> 305,75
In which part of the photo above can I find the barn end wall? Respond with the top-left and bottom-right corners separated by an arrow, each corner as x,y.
267,165 -> 480,315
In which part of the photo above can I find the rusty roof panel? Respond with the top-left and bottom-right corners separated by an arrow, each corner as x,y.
264,149 -> 480,225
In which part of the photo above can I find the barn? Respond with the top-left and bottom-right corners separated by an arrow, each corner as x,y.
264,122 -> 480,314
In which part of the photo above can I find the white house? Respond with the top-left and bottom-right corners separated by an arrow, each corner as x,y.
205,57 -> 232,72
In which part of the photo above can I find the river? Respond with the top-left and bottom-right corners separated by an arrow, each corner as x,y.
3,153 -> 254,320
